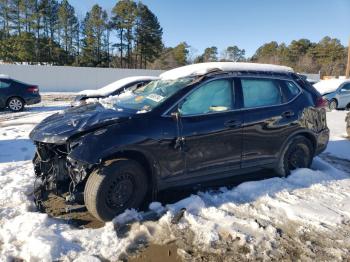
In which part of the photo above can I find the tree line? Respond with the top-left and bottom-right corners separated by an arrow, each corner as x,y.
154,38 -> 347,76
0,0 -> 162,68
250,37 -> 348,76
0,0 -> 348,76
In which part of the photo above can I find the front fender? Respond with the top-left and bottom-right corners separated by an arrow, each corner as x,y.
323,92 -> 336,101
68,132 -> 150,165
68,132 -> 162,197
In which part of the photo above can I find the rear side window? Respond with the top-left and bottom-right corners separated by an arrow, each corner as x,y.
281,80 -> 301,102
0,80 -> 11,88
111,81 -> 142,95
241,78 -> 282,108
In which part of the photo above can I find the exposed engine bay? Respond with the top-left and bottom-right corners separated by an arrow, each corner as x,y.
33,142 -> 91,210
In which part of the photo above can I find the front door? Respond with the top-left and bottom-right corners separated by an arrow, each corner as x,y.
175,78 -> 243,184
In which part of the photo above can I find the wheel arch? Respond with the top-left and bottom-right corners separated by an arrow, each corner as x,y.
280,130 -> 317,157
329,97 -> 338,107
101,149 -> 159,199
7,95 -> 25,105
275,131 -> 315,177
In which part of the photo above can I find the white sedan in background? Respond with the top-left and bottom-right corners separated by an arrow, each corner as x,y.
314,79 -> 350,110
71,76 -> 159,107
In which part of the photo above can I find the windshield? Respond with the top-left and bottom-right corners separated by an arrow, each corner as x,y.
100,77 -> 193,113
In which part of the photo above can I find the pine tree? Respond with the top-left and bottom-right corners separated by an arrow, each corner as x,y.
313,37 -> 346,76
81,4 -> 108,67
58,0 -> 78,64
112,0 -> 137,68
39,0 -> 59,63
172,42 -> 189,65
135,2 -> 162,68
151,43 -> 188,70
0,0 -> 12,37
198,46 -> 218,62
9,0 -> 23,36
221,46 -> 245,62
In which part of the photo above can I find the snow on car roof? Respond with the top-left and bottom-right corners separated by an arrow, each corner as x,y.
159,62 -> 294,80
79,76 -> 159,96
0,74 -> 10,79
313,79 -> 350,95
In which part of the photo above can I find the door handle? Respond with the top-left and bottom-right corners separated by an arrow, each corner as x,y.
281,111 -> 295,118
224,119 -> 242,128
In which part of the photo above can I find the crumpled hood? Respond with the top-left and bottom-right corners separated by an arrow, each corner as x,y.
30,103 -> 132,144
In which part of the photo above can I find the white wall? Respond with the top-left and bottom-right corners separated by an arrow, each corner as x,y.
0,64 -> 163,92
302,73 -> 321,82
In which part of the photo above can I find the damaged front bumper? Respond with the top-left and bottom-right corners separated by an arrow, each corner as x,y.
33,142 -> 92,210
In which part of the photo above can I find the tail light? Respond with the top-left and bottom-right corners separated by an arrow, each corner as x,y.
27,86 -> 39,93
316,97 -> 328,108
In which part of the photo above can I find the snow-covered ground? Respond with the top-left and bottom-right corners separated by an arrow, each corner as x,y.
0,99 -> 349,261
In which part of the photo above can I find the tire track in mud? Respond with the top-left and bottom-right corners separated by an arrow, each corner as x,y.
139,209 -> 350,261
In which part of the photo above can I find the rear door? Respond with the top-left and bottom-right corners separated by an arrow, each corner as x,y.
239,77 -> 302,168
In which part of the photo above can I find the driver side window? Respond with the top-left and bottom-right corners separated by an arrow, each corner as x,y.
341,83 -> 350,92
179,79 -> 233,116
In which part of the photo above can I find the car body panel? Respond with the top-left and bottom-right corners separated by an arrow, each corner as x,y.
30,69 -> 329,210
29,103 -> 132,144
241,104 -> 300,167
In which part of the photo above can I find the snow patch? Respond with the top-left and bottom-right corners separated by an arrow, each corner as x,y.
324,110 -> 350,160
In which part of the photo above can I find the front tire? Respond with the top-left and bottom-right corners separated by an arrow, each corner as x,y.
7,97 -> 24,112
275,136 -> 313,177
84,159 -> 148,222
329,99 -> 337,111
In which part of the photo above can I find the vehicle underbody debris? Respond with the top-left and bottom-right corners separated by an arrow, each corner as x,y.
33,142 -> 90,211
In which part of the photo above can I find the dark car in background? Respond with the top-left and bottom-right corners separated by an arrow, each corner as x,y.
71,76 -> 159,107
30,62 -> 329,222
0,75 -> 41,112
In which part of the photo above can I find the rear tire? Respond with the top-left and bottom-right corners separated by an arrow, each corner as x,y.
7,97 -> 24,112
329,99 -> 337,111
84,159 -> 148,222
275,136 -> 313,177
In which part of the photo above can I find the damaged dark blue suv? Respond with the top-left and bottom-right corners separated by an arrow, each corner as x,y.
30,62 -> 329,221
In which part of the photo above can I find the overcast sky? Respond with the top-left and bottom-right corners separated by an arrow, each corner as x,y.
70,0 -> 350,57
